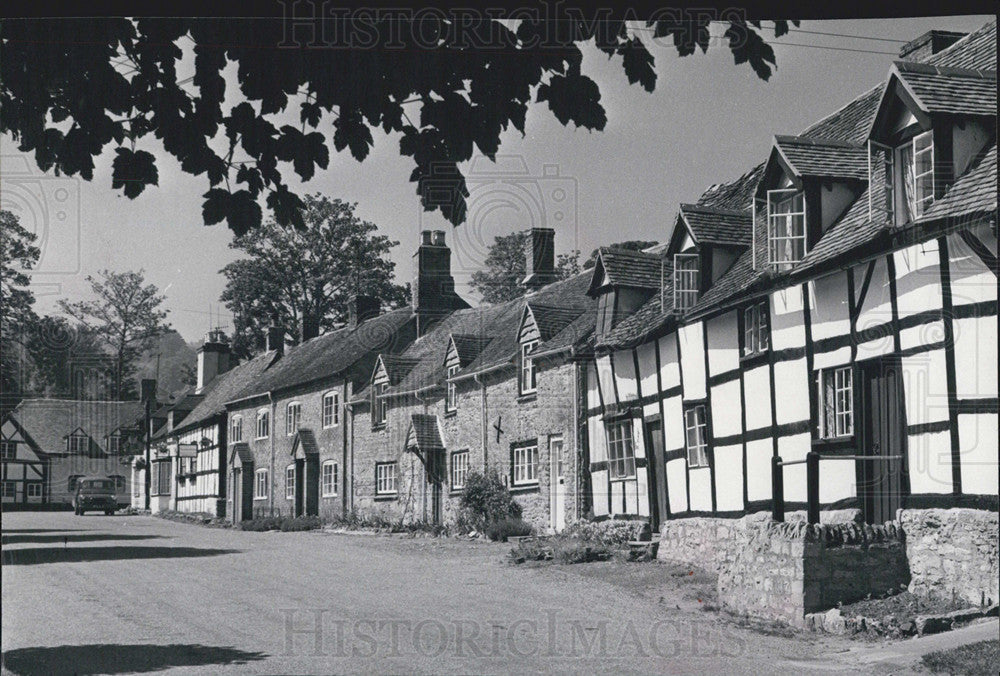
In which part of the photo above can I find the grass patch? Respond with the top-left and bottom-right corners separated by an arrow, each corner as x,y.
921,639 -> 1000,676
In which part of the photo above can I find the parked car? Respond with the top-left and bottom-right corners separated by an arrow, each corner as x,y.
73,478 -> 119,515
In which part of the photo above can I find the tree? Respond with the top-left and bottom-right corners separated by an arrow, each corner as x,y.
58,270 -> 171,400
1,15 -> 795,232
583,240 -> 660,268
25,316 -> 116,399
220,194 -> 409,357
1,210 -> 41,414
469,230 -> 581,304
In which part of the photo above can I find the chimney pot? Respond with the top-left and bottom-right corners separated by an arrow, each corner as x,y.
197,330 -> 232,393
898,29 -> 966,61
266,321 -> 285,355
421,230 -> 434,245
348,296 -> 381,328
432,230 -> 446,246
522,227 -> 557,291
300,316 -> 320,343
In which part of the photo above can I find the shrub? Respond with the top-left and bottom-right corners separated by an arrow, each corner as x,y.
238,515 -> 321,532
485,517 -> 533,542
456,469 -> 522,533
508,536 -> 615,564
563,519 -> 650,546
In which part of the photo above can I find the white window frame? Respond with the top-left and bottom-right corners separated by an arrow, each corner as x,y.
106,433 -> 121,454
373,382 -> 389,426
895,129 -> 935,222
684,405 -> 709,468
254,468 -> 269,500
451,449 -> 470,490
26,482 -> 42,498
767,188 -> 806,266
1,482 -> 14,498
375,461 -> 398,495
512,443 -> 539,486
285,464 -> 295,500
605,418 -> 637,479
230,415 -> 243,443
285,401 -> 301,436
818,366 -> 854,439
550,434 -> 565,479
673,253 -> 700,309
68,433 -> 88,454
322,460 -> 338,497
322,391 -> 340,428
741,300 -> 770,357
445,365 -> 459,412
0,441 -> 15,460
519,340 -> 539,395
255,409 -> 269,439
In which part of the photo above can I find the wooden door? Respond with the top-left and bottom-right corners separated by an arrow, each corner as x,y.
232,468 -> 242,525
294,459 -> 305,517
856,357 -> 909,524
645,420 -> 668,531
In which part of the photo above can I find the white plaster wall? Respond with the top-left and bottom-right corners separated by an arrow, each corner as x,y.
907,430 -> 954,494
710,381 -> 743,438
771,286 -> 806,351
596,355 -> 617,407
954,315 -> 998,399
809,273 -> 851,343
666,457 -> 688,513
713,443 -> 744,512
613,349 -> 639,402
959,413 -> 999,495
902,350 -> 951,426
663,395 -> 685,451
636,342 -> 659,400
678,322 -> 706,401
706,312 -> 740,376
742,365 -> 772,431
819,458 -> 856,504
894,241 -> 943,319
745,438 -> 772,503
778,433 -> 811,503
947,231 -> 996,305
899,319 -> 944,352
658,334 -> 681,391
688,467 -> 712,512
592,468 -> 609,517
588,415 -> 606,463
773,358 -> 810,426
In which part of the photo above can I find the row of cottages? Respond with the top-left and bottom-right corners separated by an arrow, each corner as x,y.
585,23 -> 998,531
2,399 -> 142,506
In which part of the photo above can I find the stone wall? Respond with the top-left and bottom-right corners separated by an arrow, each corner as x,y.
899,508 -> 999,606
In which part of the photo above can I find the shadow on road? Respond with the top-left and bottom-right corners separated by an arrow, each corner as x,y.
2,534 -> 169,545
1,546 -> 239,566
0,528 -> 91,534
1,644 -> 268,675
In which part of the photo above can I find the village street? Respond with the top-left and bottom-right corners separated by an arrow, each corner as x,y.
0,511 -> 893,675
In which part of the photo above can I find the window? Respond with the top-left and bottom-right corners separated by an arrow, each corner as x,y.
684,405 -> 709,468
255,469 -> 269,499
27,483 -> 42,498
68,433 -> 89,454
285,464 -> 295,500
896,130 -> 934,222
255,409 -> 269,439
230,415 -> 243,443
322,392 -> 340,428
285,402 -> 301,436
190,453 -> 197,474
605,419 -> 637,479
673,253 -> 700,309
106,433 -> 121,454
767,189 -> 806,265
375,462 -> 398,495
818,367 -> 854,438
68,474 -> 84,492
1,482 -> 14,498
550,435 -> 565,479
0,441 -> 14,459
519,341 -> 539,395
512,443 -> 539,485
109,475 -> 126,492
373,383 -> 389,426
445,365 -> 459,412
741,301 -> 770,357
154,461 -> 171,495
451,450 -> 470,490
322,461 -> 338,497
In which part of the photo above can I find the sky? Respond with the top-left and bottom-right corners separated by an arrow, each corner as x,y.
2,15 -> 993,343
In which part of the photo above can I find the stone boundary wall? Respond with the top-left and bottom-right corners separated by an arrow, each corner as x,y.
899,508 -> 999,606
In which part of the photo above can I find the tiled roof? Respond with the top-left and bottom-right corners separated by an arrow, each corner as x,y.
449,334 -> 490,367
174,350 -> 278,434
291,429 -> 319,456
893,61 -> 997,117
379,355 -> 421,385
525,303 -> 587,342
679,204 -> 753,247
406,413 -> 444,452
799,85 -> 883,145
696,164 -> 764,212
591,248 -> 664,291
11,399 -> 144,455
229,442 -> 252,465
925,20 -> 996,71
919,142 -> 997,222
773,135 -> 869,181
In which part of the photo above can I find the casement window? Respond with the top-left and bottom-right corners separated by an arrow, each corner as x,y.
68,474 -> 83,492
741,301 -> 770,357
0,441 -> 15,459
1,482 -> 14,498
109,475 -> 126,492
375,462 -> 398,495
550,435 -> 565,479
27,482 -> 42,498
156,462 -> 171,495
673,253 -> 700,309
254,469 -> 269,499
605,418 -> 637,479
106,433 -> 121,454
190,453 -> 198,474
230,415 -> 243,443
322,460 -> 338,497
451,450 -> 470,490
512,443 -> 539,485
767,189 -> 806,265
519,340 -> 539,395
68,433 -> 89,454
896,130 -> 934,222
285,464 -> 295,500
445,365 -> 459,412
255,409 -> 270,439
684,404 -> 710,468
322,391 -> 340,428
818,367 -> 854,438
285,402 -> 301,436
373,383 -> 389,426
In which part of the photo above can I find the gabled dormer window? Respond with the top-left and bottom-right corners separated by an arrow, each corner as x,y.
68,432 -> 88,454
372,382 -> 389,426
673,253 -> 699,309
106,432 -> 122,454
519,340 -> 539,395
767,189 -> 806,266
897,129 -> 934,222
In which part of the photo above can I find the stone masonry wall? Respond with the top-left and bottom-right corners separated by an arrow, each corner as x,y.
899,508 -> 999,606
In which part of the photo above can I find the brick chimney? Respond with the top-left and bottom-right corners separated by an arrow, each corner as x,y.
412,230 -> 458,336
522,227 -> 557,291
348,295 -> 381,328
299,316 -> 320,343
899,30 -> 966,61
265,313 -> 285,356
196,329 -> 232,394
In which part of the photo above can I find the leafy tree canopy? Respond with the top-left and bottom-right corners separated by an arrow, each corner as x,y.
1,15 -> 794,233
469,230 -> 581,304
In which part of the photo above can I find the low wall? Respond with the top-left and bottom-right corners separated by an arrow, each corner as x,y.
899,508 -> 999,606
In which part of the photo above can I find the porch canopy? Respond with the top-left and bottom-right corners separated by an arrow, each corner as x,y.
229,442 -> 252,468
290,429 -> 320,460
404,414 -> 444,465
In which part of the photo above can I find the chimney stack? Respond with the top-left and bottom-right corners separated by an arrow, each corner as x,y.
265,313 -> 285,356
300,316 -> 320,343
522,227 -> 557,291
898,30 -> 965,61
196,329 -> 232,393
412,229 -> 459,336
349,295 -> 381,328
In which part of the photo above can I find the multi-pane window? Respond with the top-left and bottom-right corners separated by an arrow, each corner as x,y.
322,461 -> 338,497
230,415 -> 243,443
897,130 -> 934,221
767,189 -> 806,265
322,392 -> 339,428
673,253 -> 700,309
550,435 -> 565,479
255,409 -> 269,439
605,419 -> 637,479
451,450 -> 470,490
818,367 -> 854,438
520,341 -> 538,395
68,433 -> 89,454
684,405 -> 709,468
445,365 -> 459,412
285,464 -> 295,500
512,443 -> 539,485
0,441 -> 14,459
27,482 -> 42,498
373,383 -> 389,426
254,469 -> 269,499
156,461 -> 171,495
375,462 -> 398,495
1,482 -> 14,498
285,402 -> 301,436
741,301 -> 770,357
106,433 -> 121,454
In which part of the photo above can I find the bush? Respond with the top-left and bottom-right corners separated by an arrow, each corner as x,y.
456,469 -> 522,533
238,515 -> 321,532
509,536 -> 616,565
563,519 -> 650,546
485,517 -> 533,542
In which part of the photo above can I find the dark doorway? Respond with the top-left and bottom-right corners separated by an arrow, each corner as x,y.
294,459 -> 305,517
645,419 -> 668,531
427,453 -> 443,526
856,356 -> 909,524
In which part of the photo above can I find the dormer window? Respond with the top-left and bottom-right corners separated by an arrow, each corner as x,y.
519,340 -> 538,395
767,189 -> 806,266
673,254 -> 700,309
445,365 -> 459,412
897,129 -> 934,222
106,432 -> 122,454
373,382 -> 389,426
68,433 -> 88,454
